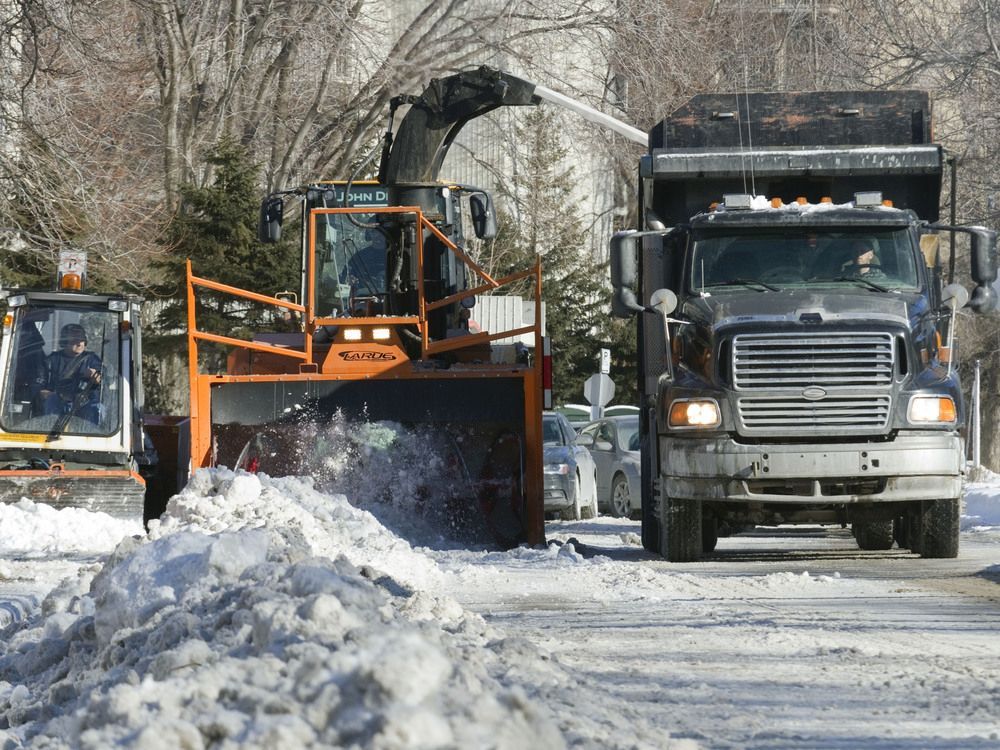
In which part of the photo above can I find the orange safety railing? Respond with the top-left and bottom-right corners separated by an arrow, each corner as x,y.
186,205 -> 543,371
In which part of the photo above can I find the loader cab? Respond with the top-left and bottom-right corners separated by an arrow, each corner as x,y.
0,291 -> 138,444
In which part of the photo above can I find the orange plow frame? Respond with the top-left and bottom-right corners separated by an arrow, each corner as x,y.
186,206 -> 545,546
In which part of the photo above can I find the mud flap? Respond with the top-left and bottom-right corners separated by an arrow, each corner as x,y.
209,376 -> 537,548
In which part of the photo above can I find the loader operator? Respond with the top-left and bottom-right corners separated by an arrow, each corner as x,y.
39,323 -> 103,424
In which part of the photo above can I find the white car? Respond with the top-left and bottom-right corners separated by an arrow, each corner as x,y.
543,411 -> 599,520
578,415 -> 641,518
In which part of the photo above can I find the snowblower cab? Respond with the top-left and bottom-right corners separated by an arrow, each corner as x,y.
188,67 -> 547,547
0,266 -> 153,519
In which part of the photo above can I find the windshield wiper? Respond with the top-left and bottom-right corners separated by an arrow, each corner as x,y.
705,278 -> 779,292
831,276 -> 889,293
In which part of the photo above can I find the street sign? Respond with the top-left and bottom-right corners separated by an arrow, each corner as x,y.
584,373 -> 615,420
599,348 -> 611,374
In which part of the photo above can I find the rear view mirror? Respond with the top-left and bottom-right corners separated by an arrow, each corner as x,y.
575,433 -> 595,447
969,227 -> 998,313
258,196 -> 284,244
469,193 -> 497,239
610,231 -> 643,318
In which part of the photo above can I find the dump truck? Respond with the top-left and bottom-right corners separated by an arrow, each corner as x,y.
610,91 -> 997,561
0,252 -> 182,521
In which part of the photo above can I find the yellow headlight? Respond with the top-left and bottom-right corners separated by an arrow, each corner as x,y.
668,399 -> 721,428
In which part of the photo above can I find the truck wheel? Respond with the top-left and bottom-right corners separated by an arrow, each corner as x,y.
702,516 -> 719,553
921,498 -> 959,559
854,521 -> 894,551
660,493 -> 701,562
609,474 -> 631,518
642,488 -> 662,554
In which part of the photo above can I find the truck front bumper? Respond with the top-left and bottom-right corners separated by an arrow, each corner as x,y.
661,432 -> 962,504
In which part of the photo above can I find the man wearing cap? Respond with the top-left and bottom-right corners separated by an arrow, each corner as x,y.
39,323 -> 103,424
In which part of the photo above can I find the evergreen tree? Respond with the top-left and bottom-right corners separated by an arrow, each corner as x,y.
148,137 -> 299,353
493,109 -> 607,406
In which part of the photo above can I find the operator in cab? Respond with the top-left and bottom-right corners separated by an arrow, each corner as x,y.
39,323 -> 103,424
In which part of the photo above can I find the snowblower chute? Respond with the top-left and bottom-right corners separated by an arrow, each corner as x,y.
187,205 -> 544,548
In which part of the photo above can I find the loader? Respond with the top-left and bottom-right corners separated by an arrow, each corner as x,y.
186,68 -> 551,547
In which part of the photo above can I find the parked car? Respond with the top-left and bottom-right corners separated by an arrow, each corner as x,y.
578,414 -> 640,518
543,411 -> 599,520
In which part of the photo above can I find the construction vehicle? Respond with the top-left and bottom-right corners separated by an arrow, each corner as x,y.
0,252 -> 177,520
185,67 -> 646,547
185,69 -> 549,546
611,91 -> 997,561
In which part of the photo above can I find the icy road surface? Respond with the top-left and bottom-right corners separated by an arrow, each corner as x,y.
0,470 -> 998,749
439,520 -> 1000,749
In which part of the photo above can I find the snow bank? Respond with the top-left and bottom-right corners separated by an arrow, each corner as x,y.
962,467 -> 1000,530
0,501 -> 141,557
0,470 -> 569,749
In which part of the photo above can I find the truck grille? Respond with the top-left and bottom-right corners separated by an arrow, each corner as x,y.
732,332 -> 894,390
738,394 -> 892,430
732,332 -> 894,433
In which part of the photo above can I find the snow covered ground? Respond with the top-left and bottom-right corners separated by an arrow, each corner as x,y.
0,467 -> 998,748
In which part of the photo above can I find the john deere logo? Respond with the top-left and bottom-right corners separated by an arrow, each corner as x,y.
340,351 -> 396,361
802,386 -> 827,401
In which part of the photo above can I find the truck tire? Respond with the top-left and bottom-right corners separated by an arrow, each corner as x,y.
921,498 -> 959,559
660,493 -> 701,562
854,521 -> 894,551
642,487 -> 662,554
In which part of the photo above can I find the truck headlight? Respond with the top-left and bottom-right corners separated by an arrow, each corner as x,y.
908,395 -> 956,423
668,399 -> 721,428
544,463 -> 570,475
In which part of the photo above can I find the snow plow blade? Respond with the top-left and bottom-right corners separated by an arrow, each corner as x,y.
207,376 -> 535,547
0,469 -> 145,519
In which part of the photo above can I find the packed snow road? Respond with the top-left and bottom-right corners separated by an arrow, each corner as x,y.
434,520 -> 1000,749
0,472 -> 998,748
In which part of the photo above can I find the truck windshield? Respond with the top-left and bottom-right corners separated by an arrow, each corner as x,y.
690,227 -> 920,293
0,302 -> 122,437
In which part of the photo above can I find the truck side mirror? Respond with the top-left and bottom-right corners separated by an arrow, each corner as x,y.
258,196 -> 284,244
969,227 -> 998,313
468,193 -> 497,239
610,231 -> 644,318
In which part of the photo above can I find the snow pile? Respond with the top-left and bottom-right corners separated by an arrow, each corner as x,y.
962,467 -> 1000,530
0,470 -> 569,749
0,501 -> 141,557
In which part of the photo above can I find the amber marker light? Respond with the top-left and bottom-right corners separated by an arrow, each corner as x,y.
907,395 -> 957,423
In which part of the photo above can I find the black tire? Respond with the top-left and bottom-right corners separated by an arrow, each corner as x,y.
921,498 -> 960,559
609,474 -> 631,518
641,484 -> 661,554
854,520 -> 895,551
660,493 -> 701,562
702,516 -> 719,553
